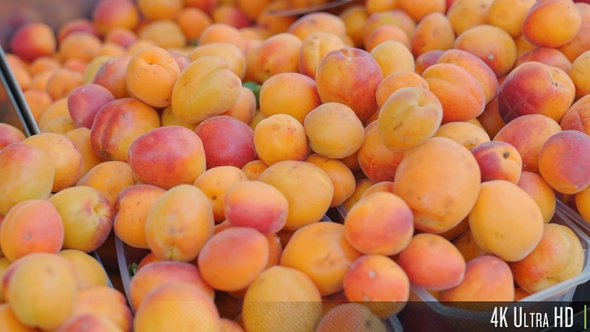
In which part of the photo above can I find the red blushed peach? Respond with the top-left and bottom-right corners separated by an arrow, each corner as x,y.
414,49 -> 445,76
245,33 -> 303,84
0,144 -> 54,215
510,223 -> 585,293
494,113 -> 563,171
516,47 -> 573,73
128,125 -> 206,190
344,191 -> 414,256
195,115 -> 257,169
561,94 -> 590,135
91,0 -> 140,34
538,130 -> 590,194
522,0 -> 582,48
357,121 -> 407,183
90,97 -> 161,162
471,141 -> 523,183
224,181 -> 289,234
48,186 -> 113,253
315,47 -> 383,122
0,124 -> 26,149
92,56 -> 131,99
9,22 -> 56,62
397,233 -> 466,291
67,83 -> 116,129
498,61 -> 576,123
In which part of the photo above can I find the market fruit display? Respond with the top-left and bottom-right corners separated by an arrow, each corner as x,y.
2,0 -> 590,331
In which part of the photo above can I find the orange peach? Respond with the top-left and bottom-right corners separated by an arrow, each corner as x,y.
57,249 -> 110,290
9,22 -> 56,62
365,25 -> 411,52
516,47 -> 573,73
357,121 -> 407,183
46,68 -> 85,101
199,23 -> 246,52
522,0 -> 582,48
370,40 -> 415,77
245,32 -> 302,84
253,114 -> 309,165
221,87 -> 257,124
91,0 -> 140,34
241,160 -> 269,180
569,49 -> 590,99
67,83 -> 115,129
145,184 -> 214,261
58,32 -> 102,63
76,160 -> 136,206
493,114 -> 562,173
64,128 -> 105,182
559,2 -> 590,62
316,47 -> 383,122
288,12 -> 346,41
471,141 -> 523,183
298,31 -> 346,79
176,7 -> 212,44
561,94 -> 590,134
137,20 -> 187,50
188,42 -> 246,80
517,171 -> 557,223
37,97 -> 70,131
304,154 -> 356,208
375,71 -> 429,108
411,12 -> 455,57
446,0 -> 494,36
212,5 -> 250,28
137,0 -> 183,21
452,229 -> 486,263
22,89 -> 52,123
498,61 -> 575,123
487,0 -> 536,38
362,10 -> 416,47
377,87 -> 443,152
469,180 -> 544,262
193,166 -> 249,223
338,5 -> 368,48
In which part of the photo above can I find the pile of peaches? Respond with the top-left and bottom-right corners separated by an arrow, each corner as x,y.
2,0 -> 590,330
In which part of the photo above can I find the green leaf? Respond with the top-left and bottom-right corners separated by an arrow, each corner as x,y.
242,81 -> 261,109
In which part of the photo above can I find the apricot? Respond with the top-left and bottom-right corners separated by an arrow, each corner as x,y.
129,260 -> 214,312
137,0 -> 183,21
242,266 -> 322,332
414,49 -> 445,76
446,0 -> 494,35
487,0 -> 536,38
76,161 -> 136,206
516,47 -> 573,73
259,72 -> 322,123
559,2 -> 590,62
298,32 -> 346,79
471,141 -> 523,183
452,229 -> 486,263
92,56 -> 131,99
288,12 -> 347,41
172,56 -> 242,124
433,121 -> 491,151
67,83 -> 115,130
315,303 -> 387,332
128,125 -> 206,189
357,121 -> 407,183
561,94 -> 590,134
133,283 -> 221,331
189,43 -> 246,80
339,5 -> 368,48
46,68 -> 85,101
58,32 -> 101,63
469,180 -> 544,262
569,50 -> 590,99
411,12 -> 455,57
493,114 -> 562,173
405,232 -> 466,291
245,33 -> 302,84
517,171 -> 557,223
91,0 -> 140,34
280,221 -> 362,296
176,7 -> 212,44
439,255 -> 515,302
57,249 -> 109,290
365,25 -> 411,53
22,89 -> 52,123
193,166 -> 249,223
362,10 -> 416,47
304,154 -> 356,208
0,303 -> 36,332
538,130 -> 590,194
375,71 -> 429,108
258,160 -> 334,230
137,20 -> 187,49
358,181 -> 395,199
9,22 -> 56,62
0,143 -> 53,216
378,87 -> 443,152
56,313 -> 123,332
253,114 -> 309,165
370,40 -> 415,77
341,179 -> 375,215
199,23 -> 246,52
522,0 -> 582,48
422,63 -> 486,123
498,61 -> 576,123
145,184 -> 214,261
394,137 -> 481,233
0,199 -> 64,261
221,87 -> 257,125
5,253 -> 78,331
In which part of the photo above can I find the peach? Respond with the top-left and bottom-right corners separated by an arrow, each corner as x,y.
344,191 -> 414,256
559,2 -> 590,62
304,154 -> 356,208
56,313 -> 123,332
511,222 -> 584,294
0,199 -> 64,261
172,56 -> 242,125
245,32 -> 302,84
298,31 -> 346,79
287,12 -> 347,41
91,0 -> 140,34
125,46 -> 180,108
398,233 -> 466,291
145,184 -> 214,261
516,47 -> 573,73
436,48 -> 500,105
357,121 -> 407,183
90,97 -> 161,162
0,143 -> 54,215
253,114 -> 309,165
487,0 -> 536,38
414,49 -> 444,76
315,47 -> 383,122
561,94 -> 590,134
370,40 -> 415,77
76,160 -> 136,205
57,249 -> 109,290
522,0 -> 582,48
259,72 -> 322,123
9,22 -> 56,62
258,160 -> 334,231
394,137 -> 481,233
67,83 -> 115,129
242,266 -> 322,332
377,87 -> 443,152
113,184 -> 166,249
422,63 -> 486,123
315,303 -> 387,332
130,260 -> 214,312
22,133 -> 82,193
517,171 -> 557,223
0,303 -> 36,332
446,0 -> 494,36
224,181 -> 288,234
453,24 -> 517,78
92,56 -> 131,99
471,141 -> 523,183
5,253 -> 78,331
493,114 -> 562,173
64,128 -> 105,182
538,130 -> 590,194
280,221 -> 363,296
304,102 -> 365,159
133,283 -> 221,331
469,180 -> 544,262
198,226 -> 269,292
439,255 -> 515,302
0,124 -> 26,149
411,12 -> 455,57
498,61 -> 575,123
48,186 -> 112,253
195,115 -> 257,169
188,42 -> 246,80
569,50 -> 590,99
375,71 -> 429,108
